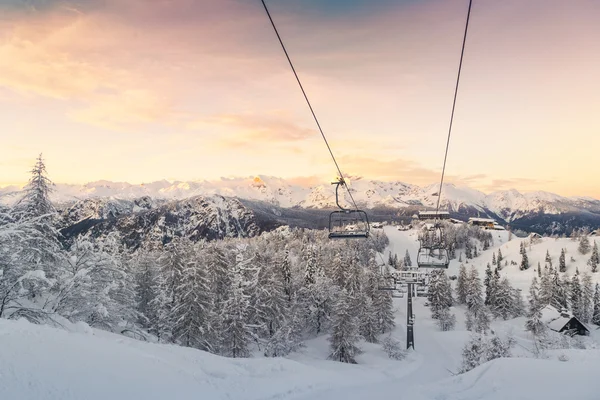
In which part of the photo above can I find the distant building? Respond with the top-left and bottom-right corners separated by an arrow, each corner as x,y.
468,217 -> 496,228
417,210 -> 450,221
540,305 -> 590,336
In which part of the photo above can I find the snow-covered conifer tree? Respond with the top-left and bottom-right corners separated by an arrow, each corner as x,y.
559,248 -> 566,273
592,284 -> 600,326
404,249 -> 412,267
578,235 -> 591,255
581,273 -> 593,323
570,272 -> 583,320
525,277 -> 546,337
456,264 -> 468,305
328,289 -> 361,363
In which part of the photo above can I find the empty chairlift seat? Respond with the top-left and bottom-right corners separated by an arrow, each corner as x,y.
417,223 -> 450,268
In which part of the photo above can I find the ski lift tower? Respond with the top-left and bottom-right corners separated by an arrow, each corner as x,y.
378,267 -> 426,349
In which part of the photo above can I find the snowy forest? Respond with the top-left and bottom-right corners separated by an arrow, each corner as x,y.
2,156 -> 600,372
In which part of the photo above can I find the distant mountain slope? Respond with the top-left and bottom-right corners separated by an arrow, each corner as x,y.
3,176 -> 600,235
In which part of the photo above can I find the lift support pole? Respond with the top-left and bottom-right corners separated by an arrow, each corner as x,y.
406,282 -> 415,350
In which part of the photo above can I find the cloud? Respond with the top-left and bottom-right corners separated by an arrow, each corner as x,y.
481,178 -> 556,192
338,155 -> 443,185
191,112 -> 317,145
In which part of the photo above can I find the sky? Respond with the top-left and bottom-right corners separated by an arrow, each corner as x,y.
0,0 -> 599,198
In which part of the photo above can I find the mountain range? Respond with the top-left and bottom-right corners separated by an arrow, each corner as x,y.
2,176 -> 600,237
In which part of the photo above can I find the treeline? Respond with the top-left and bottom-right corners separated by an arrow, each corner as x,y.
0,155 -> 396,362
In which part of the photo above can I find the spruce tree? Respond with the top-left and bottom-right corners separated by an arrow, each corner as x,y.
537,262 -> 542,278
581,273 -> 594,323
589,241 -> 599,273
428,270 -> 453,320
484,263 -> 493,306
592,284 -> 600,325
520,247 -> 529,271
545,250 -> 552,266
15,154 -> 55,218
404,249 -> 412,267
492,252 -> 496,266
497,248 -> 503,268
328,290 -> 361,363
578,235 -> 591,255
559,248 -> 566,273
280,246 -> 293,301
571,273 -> 582,319
373,275 -> 395,334
525,277 -> 546,337
172,252 -> 214,351
492,278 -> 514,320
457,264 -> 469,305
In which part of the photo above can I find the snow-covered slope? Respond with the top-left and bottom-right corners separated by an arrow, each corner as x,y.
2,296 -> 599,400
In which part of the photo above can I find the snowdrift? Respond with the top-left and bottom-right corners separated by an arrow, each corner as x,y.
2,318 -> 599,400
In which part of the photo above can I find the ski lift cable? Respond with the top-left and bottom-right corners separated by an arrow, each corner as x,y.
260,0 -> 360,211
434,0 -> 473,219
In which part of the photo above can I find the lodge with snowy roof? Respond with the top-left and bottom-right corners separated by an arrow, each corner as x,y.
540,305 -> 589,336
468,217 -> 505,230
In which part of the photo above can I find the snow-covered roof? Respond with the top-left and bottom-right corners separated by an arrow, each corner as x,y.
418,211 -> 450,217
540,305 -> 577,332
468,217 -> 496,223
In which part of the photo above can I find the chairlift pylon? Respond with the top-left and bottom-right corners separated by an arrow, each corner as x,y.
416,223 -> 450,268
328,179 -> 370,239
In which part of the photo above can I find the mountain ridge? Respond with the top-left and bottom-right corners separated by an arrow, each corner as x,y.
2,176 -> 600,233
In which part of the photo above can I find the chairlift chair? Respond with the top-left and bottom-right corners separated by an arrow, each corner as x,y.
328,179 -> 370,239
416,223 -> 450,268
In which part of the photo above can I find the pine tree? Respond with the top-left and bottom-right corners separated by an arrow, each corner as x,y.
15,154 -> 55,218
221,263 -> 252,358
328,290 -> 361,363
359,296 -> 379,343
578,235 -> 591,255
497,248 -> 503,267
457,264 -> 469,305
589,241 -> 599,273
404,249 -> 412,267
492,278 -> 514,320
525,277 -> 546,336
484,263 -> 493,306
571,273 -> 582,319
428,270 -> 453,320
134,252 -> 161,336
460,333 -> 487,373
592,284 -> 600,325
172,253 -> 214,351
492,252 -> 496,266
545,250 -> 552,266
559,248 -> 566,273
520,247 -> 529,271
581,273 -> 594,323
551,270 -> 569,311
281,246 -> 293,301
373,275 -> 395,334
519,242 -> 525,255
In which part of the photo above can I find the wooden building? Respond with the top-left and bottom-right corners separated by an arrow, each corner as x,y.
541,305 -> 590,336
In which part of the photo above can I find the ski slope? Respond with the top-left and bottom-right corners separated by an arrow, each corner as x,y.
1,226 -> 600,400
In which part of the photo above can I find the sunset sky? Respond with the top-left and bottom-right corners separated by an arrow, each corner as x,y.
1,0 -> 599,197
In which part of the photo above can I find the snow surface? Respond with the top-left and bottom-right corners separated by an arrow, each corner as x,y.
2,225 -> 600,399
